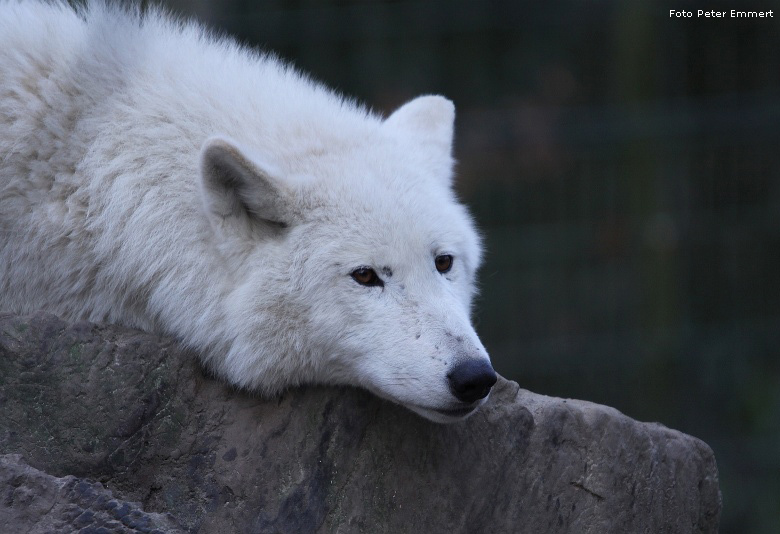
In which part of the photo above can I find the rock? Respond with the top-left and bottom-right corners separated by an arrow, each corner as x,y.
0,312 -> 721,533
0,454 -> 185,533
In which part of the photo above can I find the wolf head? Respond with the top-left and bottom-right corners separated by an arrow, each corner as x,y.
198,96 -> 496,423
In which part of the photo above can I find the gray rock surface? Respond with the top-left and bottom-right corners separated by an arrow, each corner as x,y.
0,312 -> 721,533
0,454 -> 185,533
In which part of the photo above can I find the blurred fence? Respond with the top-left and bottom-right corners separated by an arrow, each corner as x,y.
164,1 -> 779,531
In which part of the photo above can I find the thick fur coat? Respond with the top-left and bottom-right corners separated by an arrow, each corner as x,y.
0,1 -> 495,422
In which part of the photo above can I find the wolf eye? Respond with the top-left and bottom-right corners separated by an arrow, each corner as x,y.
435,254 -> 453,274
351,267 -> 383,287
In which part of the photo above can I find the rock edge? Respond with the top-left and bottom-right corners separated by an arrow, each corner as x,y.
0,312 -> 721,533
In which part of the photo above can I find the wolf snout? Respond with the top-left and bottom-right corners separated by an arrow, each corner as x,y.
447,359 -> 497,404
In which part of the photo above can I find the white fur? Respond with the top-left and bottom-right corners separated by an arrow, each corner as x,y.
0,1 -> 491,422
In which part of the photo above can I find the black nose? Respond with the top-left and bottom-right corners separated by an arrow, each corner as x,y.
447,359 -> 497,404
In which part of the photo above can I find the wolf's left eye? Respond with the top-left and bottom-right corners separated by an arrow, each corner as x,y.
435,254 -> 453,274
351,267 -> 384,287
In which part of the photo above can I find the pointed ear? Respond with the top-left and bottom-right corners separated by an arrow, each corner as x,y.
384,95 -> 455,154
199,136 -> 295,238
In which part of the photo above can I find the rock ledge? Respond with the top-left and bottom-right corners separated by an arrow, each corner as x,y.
0,312 -> 721,533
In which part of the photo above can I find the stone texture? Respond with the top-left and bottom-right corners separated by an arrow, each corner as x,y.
0,454 -> 185,533
0,312 -> 721,533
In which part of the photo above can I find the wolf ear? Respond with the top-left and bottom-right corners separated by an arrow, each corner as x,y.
199,137 -> 295,239
385,95 -> 455,155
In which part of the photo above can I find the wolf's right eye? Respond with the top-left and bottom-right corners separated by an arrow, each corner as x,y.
435,254 -> 453,274
351,267 -> 383,287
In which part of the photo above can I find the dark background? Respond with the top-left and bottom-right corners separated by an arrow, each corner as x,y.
155,1 -> 778,531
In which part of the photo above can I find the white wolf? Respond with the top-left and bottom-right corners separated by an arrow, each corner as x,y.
0,1 -> 496,423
